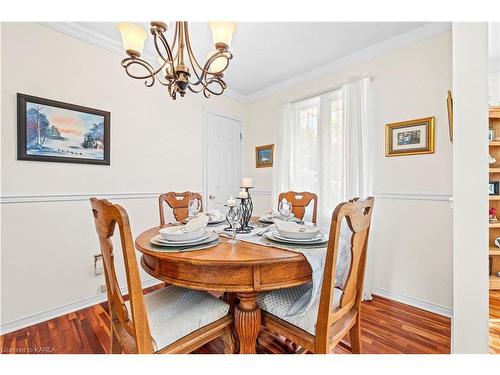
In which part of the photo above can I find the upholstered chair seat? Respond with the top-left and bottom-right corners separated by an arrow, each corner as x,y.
125,285 -> 229,350
256,283 -> 342,335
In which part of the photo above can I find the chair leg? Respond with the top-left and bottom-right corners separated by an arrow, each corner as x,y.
111,329 -> 123,354
349,317 -> 362,354
221,328 -> 236,354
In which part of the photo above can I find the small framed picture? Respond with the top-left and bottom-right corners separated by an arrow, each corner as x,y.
489,128 -> 496,142
489,181 -> 499,195
385,117 -> 435,157
255,144 -> 274,168
17,93 -> 110,165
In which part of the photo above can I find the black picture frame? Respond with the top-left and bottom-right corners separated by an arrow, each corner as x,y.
17,93 -> 110,165
489,181 -> 499,195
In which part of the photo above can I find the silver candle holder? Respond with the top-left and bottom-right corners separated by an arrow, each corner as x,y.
225,205 -> 241,244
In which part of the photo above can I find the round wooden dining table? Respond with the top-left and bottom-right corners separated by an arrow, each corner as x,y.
135,226 -> 312,354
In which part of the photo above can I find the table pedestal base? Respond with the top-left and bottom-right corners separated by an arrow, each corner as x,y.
234,292 -> 261,354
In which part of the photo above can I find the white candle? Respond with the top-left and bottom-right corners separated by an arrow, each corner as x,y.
238,191 -> 248,199
241,177 -> 253,188
227,196 -> 236,207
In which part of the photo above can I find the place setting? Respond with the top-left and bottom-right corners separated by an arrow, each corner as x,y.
147,215 -> 221,252
181,198 -> 227,225
263,220 -> 328,247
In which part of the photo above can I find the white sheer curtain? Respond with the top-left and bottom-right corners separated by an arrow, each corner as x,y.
273,77 -> 373,225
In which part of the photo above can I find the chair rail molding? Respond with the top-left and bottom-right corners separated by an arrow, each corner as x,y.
373,192 -> 452,202
0,192 -> 204,204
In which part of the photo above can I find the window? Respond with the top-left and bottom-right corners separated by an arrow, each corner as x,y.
274,77 -> 371,224
288,89 -> 344,222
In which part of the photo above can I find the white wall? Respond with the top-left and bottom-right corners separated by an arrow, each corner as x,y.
452,23 -> 489,354
0,23 -> 247,332
243,32 -> 453,314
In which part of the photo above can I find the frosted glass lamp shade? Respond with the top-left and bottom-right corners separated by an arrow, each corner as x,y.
209,22 -> 236,49
118,22 -> 148,57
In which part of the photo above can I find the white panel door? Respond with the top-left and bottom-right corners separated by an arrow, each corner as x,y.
205,113 -> 241,211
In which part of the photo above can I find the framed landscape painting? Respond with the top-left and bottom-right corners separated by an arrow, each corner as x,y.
17,93 -> 110,165
255,144 -> 274,168
385,117 -> 435,157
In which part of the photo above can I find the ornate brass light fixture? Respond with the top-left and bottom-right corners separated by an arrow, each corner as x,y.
117,21 -> 235,100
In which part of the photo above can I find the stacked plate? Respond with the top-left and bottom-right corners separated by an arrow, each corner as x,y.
151,226 -> 219,247
264,222 -> 328,245
264,231 -> 327,245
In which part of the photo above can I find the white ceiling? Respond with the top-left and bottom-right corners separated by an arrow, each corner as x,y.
47,22 -> 451,100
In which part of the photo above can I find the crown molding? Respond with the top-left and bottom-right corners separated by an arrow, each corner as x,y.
40,22 -> 451,104
245,22 -> 452,102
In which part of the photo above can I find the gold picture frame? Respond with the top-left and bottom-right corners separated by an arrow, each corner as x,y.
447,90 -> 453,142
385,117 -> 435,157
255,144 -> 274,168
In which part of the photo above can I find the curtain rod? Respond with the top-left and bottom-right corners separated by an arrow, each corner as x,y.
290,75 -> 374,104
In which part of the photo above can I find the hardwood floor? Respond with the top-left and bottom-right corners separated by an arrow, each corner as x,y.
1,284 -> 452,354
491,291 -> 500,354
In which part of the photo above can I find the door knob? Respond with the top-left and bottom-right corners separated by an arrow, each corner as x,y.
209,194 -> 216,200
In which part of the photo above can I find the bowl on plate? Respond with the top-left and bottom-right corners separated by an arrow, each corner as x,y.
275,219 -> 320,240
159,226 -> 207,242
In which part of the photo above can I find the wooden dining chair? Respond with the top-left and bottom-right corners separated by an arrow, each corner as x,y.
159,191 -> 203,225
257,197 -> 375,354
90,197 -> 234,354
278,191 -> 318,224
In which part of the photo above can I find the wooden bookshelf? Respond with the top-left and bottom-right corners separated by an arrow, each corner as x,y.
490,275 -> 500,290
490,247 -> 500,256
489,106 -> 500,290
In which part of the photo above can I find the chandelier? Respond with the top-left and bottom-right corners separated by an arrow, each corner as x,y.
117,21 -> 235,100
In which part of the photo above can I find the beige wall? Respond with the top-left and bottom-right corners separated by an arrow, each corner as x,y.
242,32 -> 453,314
0,22 -> 247,330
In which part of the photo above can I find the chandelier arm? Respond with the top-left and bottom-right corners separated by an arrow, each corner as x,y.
186,50 -> 231,87
120,57 -> 159,87
153,31 -> 177,78
120,58 -> 171,87
183,22 -> 205,72
188,75 -> 227,97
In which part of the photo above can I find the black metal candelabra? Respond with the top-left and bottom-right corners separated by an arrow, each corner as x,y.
238,186 -> 254,233
224,187 -> 254,234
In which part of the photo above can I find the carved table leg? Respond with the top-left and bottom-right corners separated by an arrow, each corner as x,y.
234,292 -> 260,354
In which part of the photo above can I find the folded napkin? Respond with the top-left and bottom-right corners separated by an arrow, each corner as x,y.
274,219 -> 317,234
174,215 -> 208,233
206,209 -> 223,220
264,208 -> 280,218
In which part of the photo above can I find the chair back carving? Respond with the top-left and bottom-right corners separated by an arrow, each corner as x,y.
278,191 -> 318,224
90,197 -> 154,353
315,197 -> 374,351
159,191 -> 203,225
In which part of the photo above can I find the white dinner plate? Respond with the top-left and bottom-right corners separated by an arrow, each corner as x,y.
265,231 -> 328,245
151,232 -> 215,246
